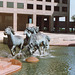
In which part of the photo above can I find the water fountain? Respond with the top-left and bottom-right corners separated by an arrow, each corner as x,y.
4,26 -> 50,60
0,26 -> 75,75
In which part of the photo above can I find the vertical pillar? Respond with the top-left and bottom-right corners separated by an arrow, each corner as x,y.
13,13 -> 17,31
33,14 -> 36,27
49,15 -> 54,32
65,16 -> 69,33
72,28 -> 73,32
41,16 -> 44,31
4,1 -> 7,8
55,16 -> 59,32
65,0 -> 70,33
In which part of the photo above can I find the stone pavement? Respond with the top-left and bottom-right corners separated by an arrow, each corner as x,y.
0,31 -> 75,46
43,32 -> 75,46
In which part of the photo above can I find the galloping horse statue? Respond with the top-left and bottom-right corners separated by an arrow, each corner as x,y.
23,26 -> 39,46
24,27 -> 50,55
26,26 -> 39,34
4,26 -> 24,56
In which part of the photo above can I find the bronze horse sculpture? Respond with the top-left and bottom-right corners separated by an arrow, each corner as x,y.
24,27 -> 50,55
4,27 -> 24,56
4,26 -> 50,56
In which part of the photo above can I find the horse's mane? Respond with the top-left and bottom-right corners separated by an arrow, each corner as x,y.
7,26 -> 15,34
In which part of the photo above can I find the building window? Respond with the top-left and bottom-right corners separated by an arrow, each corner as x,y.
62,7 -> 67,12
46,5 -> 51,11
17,3 -> 24,9
54,0 -> 59,3
54,6 -> 59,11
7,2 -> 14,8
62,0 -> 67,4
27,4 -> 33,9
37,0 -> 42,1
46,0 -> 51,2
0,1 -> 3,7
37,5 -> 42,10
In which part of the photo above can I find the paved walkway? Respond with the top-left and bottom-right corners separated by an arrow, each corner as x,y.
43,32 -> 75,46
0,31 -> 75,46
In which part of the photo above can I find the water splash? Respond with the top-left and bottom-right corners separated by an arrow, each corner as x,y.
32,50 -> 56,58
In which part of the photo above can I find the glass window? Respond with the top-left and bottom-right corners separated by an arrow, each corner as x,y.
7,2 -> 14,8
46,0 -> 51,2
17,3 -> 24,9
62,0 -> 67,4
54,0 -> 59,3
0,1 -> 3,7
62,7 -> 67,12
45,5 -> 51,11
27,4 -> 33,9
37,0 -> 42,1
54,6 -> 59,11
37,5 -> 42,10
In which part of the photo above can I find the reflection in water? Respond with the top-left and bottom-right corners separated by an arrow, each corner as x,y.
0,44 -> 75,75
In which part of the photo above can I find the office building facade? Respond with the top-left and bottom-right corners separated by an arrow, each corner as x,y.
0,0 -> 70,32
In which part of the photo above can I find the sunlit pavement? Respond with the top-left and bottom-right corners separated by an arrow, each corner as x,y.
1,31 -> 75,46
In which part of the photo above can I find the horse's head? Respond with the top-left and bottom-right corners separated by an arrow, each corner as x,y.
36,26 -> 39,33
23,29 -> 32,38
4,26 -> 15,35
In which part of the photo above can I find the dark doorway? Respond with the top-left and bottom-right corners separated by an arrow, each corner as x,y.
17,14 -> 33,31
0,13 -> 13,31
37,15 -> 49,32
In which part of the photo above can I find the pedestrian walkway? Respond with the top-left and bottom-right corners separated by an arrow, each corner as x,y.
0,31 -> 75,46
43,32 -> 75,46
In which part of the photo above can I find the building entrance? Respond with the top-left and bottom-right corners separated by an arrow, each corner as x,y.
0,13 -> 13,31
37,15 -> 49,32
17,14 -> 33,31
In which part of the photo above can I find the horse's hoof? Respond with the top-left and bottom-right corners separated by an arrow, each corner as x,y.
12,52 -> 15,56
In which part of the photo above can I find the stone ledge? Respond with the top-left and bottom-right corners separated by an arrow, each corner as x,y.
0,57 -> 22,75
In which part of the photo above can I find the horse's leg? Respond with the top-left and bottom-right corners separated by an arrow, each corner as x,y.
39,47 -> 41,55
14,47 -> 16,52
47,44 -> 49,50
46,41 -> 50,50
37,45 -> 41,55
32,46 -> 37,54
42,41 -> 46,54
11,45 -> 16,56
19,44 -> 23,53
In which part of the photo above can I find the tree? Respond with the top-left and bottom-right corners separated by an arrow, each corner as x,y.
71,15 -> 75,22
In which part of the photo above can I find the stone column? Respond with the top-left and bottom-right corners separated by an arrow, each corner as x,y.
41,16 -> 44,31
4,1 -> 7,8
65,0 -> 70,33
71,27 -> 73,32
55,16 -> 59,32
65,16 -> 69,33
13,13 -> 17,31
49,15 -> 54,32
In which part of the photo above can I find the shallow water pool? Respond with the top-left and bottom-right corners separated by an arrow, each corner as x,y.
0,44 -> 75,75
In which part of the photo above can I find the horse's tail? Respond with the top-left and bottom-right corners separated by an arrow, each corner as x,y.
46,35 -> 50,42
